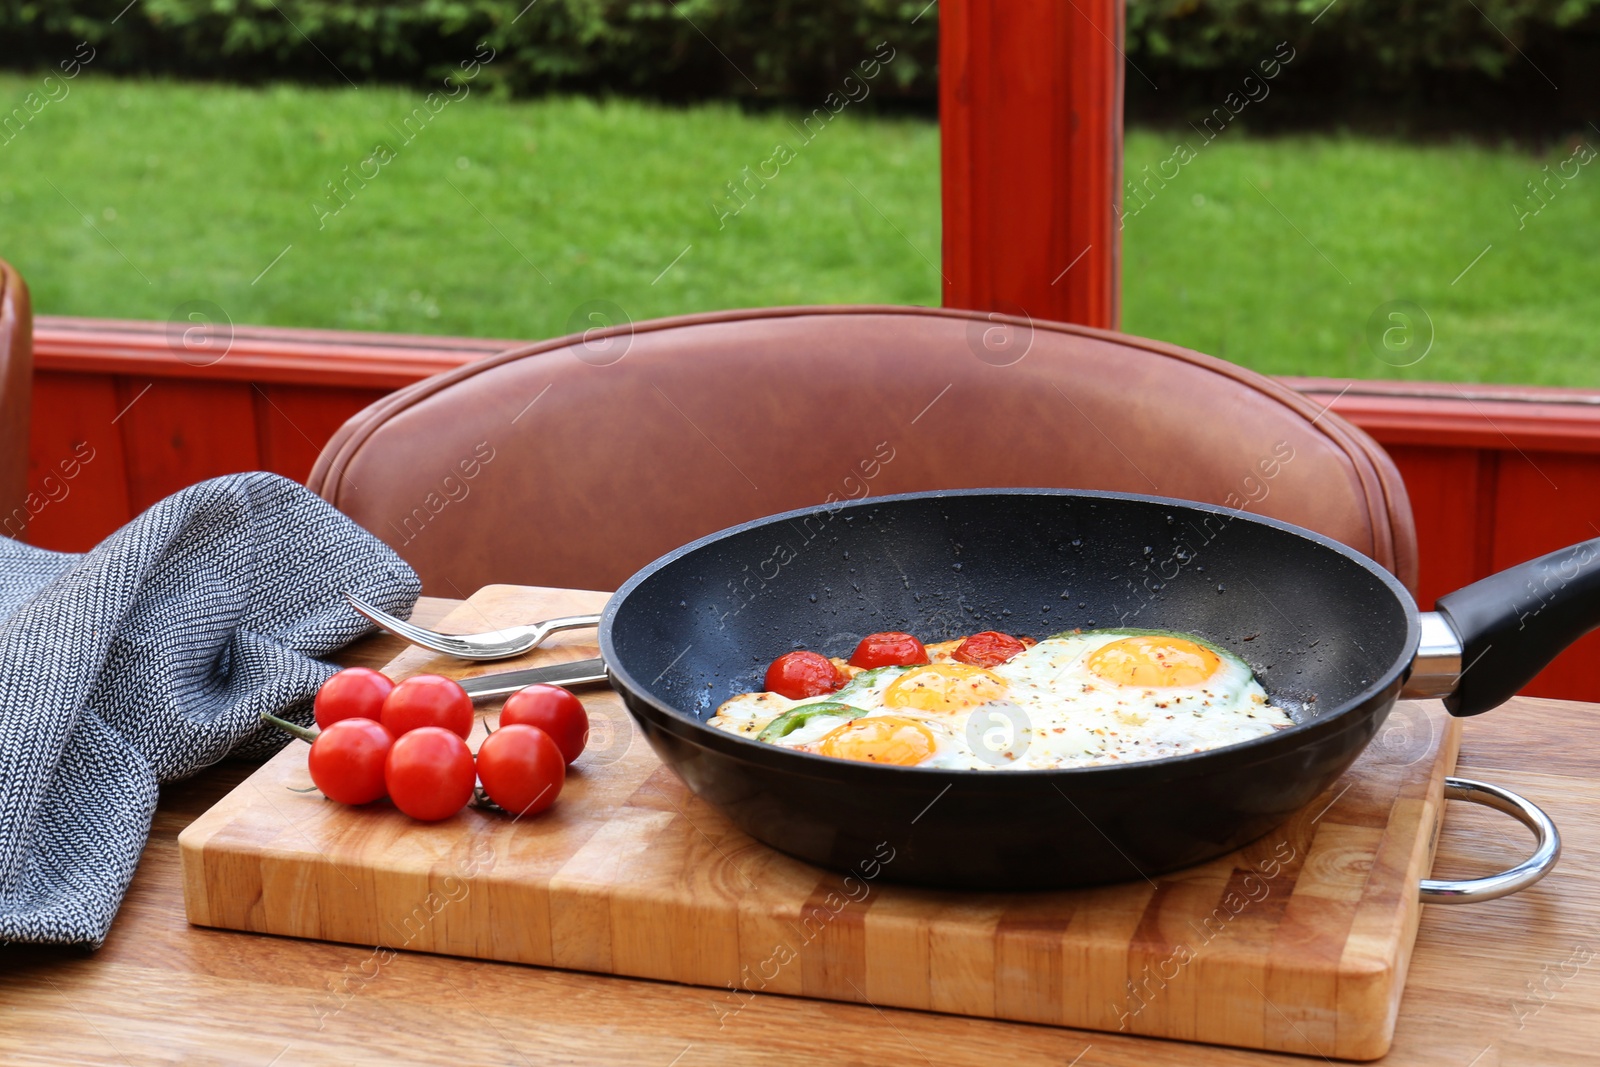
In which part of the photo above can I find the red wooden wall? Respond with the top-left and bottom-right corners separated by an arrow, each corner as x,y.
22,318 -> 1600,703
24,317 -> 506,551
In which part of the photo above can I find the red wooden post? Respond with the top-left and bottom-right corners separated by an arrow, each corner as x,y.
940,0 -> 1123,329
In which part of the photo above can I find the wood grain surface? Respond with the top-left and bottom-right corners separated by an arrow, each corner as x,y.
2,590 -> 1588,1067
177,586 -> 1462,1060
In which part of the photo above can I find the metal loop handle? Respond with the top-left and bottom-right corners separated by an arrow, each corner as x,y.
1420,776 -> 1561,904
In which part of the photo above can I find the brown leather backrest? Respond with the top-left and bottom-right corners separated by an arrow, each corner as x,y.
309,306 -> 1417,597
0,259 -> 32,524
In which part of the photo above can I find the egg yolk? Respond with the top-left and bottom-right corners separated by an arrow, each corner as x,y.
1085,635 -> 1222,688
817,716 -> 938,765
883,664 -> 1007,712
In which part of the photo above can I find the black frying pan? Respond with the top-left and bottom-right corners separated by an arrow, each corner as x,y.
589,489 -> 1591,890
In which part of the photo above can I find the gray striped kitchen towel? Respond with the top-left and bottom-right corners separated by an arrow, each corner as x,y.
0,472 -> 419,948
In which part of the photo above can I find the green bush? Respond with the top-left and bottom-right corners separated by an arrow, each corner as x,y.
1127,0 -> 1599,82
1,0 -> 1596,107
1126,0 -> 1600,133
0,1 -> 938,100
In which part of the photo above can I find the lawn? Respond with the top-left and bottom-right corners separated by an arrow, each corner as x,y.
1,75 -> 1597,386
1120,129 -> 1600,386
0,77 -> 940,341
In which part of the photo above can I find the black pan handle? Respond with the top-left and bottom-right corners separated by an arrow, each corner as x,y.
1433,536 -> 1600,716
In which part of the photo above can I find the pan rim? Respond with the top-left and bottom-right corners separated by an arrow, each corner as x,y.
600,487 -> 1422,782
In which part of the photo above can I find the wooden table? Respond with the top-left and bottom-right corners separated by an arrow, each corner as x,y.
4,593 -> 1596,1066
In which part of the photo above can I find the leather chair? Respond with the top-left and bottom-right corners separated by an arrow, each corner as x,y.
0,259 -> 32,525
308,306 -> 1416,597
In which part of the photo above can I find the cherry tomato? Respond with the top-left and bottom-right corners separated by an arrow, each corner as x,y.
476,724 -> 566,817
384,726 -> 476,821
848,632 -> 929,669
500,684 -> 589,765
953,631 -> 1029,668
764,650 -> 847,700
307,717 -> 393,805
315,667 -> 395,730
381,674 -> 473,739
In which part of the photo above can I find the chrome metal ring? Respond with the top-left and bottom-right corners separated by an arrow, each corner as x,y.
1420,776 -> 1561,904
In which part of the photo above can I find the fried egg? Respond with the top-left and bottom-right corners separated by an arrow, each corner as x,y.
708,629 -> 1292,770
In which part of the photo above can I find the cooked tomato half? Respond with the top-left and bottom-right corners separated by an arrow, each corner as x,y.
953,631 -> 1028,668
764,650 -> 846,700
848,632 -> 929,669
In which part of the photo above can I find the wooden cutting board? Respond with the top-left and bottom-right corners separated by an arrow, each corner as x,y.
180,584 -> 1461,1060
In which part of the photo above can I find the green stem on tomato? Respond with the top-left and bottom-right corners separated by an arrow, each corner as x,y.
260,711 -> 319,744
472,784 -> 506,813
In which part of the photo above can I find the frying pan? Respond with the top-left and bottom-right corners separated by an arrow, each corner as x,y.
543,489 -> 1582,891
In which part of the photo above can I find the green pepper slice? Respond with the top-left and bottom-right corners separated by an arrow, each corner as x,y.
756,701 -> 867,742
832,665 -> 915,703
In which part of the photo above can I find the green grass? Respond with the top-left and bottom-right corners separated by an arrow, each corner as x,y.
1120,130 -> 1600,386
1,74 -> 1597,385
0,77 -> 940,339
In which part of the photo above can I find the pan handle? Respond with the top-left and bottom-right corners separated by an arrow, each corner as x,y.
1419,777 -> 1560,904
1430,536 -> 1600,716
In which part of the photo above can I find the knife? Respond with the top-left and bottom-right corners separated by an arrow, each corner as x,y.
458,657 -> 610,699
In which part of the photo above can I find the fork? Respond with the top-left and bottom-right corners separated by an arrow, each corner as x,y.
344,592 -> 601,661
